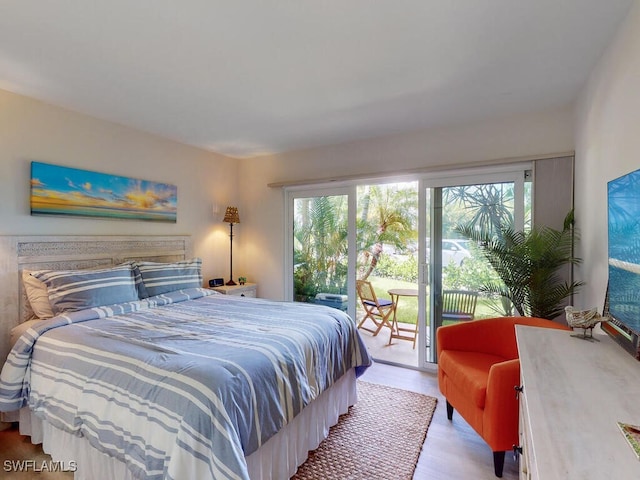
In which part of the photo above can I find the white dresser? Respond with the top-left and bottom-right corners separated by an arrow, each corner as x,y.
516,325 -> 640,479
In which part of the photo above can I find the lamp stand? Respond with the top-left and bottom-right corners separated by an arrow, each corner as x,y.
226,222 -> 237,285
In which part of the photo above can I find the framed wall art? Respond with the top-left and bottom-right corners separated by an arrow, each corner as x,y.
30,161 -> 177,223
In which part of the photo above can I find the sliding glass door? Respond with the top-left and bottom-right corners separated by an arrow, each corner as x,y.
355,182 -> 419,367
284,165 -> 531,371
421,169 -> 531,366
286,187 -> 356,320
286,182 -> 421,367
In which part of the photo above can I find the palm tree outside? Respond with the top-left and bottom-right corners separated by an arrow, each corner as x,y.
292,180 -> 540,324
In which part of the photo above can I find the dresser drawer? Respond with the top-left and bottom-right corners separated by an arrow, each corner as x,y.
518,386 -> 533,480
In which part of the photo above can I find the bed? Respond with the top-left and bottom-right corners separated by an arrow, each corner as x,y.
0,236 -> 372,480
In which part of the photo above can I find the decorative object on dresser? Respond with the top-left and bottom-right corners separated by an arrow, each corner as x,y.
211,282 -> 257,297
565,306 -> 610,340
437,316 -> 570,477
223,206 -> 240,285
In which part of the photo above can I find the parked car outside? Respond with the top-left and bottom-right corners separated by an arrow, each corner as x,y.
385,238 -> 472,266
441,239 -> 472,266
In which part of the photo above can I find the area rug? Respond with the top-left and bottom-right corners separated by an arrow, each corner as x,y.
292,381 -> 437,480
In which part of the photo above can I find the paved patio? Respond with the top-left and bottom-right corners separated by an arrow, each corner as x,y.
357,316 -> 430,368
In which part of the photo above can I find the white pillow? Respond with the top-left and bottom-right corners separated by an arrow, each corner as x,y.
10,319 -> 43,347
22,270 -> 54,319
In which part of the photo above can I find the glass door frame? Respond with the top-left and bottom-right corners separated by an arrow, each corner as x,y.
418,164 -> 531,368
284,185 -> 358,321
283,163 -> 531,372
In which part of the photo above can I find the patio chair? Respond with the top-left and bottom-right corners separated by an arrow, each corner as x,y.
442,289 -> 478,323
356,279 -> 395,336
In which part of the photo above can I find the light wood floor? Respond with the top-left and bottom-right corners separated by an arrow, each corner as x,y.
0,423 -> 73,479
0,362 -> 518,479
360,362 -> 519,480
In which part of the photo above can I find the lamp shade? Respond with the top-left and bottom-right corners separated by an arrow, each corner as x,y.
223,206 -> 240,224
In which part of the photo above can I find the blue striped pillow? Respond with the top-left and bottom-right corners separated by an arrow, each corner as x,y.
134,258 -> 202,298
31,265 -> 139,315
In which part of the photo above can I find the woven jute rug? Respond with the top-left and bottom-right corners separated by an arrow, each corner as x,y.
292,381 -> 437,480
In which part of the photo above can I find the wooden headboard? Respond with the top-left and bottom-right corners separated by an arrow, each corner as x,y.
0,235 -> 192,363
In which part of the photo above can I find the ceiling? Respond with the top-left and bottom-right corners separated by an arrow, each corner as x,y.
0,1 -> 633,158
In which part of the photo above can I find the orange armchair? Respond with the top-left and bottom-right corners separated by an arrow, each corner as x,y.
437,316 -> 570,477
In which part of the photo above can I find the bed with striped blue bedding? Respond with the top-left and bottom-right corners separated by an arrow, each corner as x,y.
0,288 -> 371,480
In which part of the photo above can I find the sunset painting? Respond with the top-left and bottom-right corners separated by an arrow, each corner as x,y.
31,162 -> 177,222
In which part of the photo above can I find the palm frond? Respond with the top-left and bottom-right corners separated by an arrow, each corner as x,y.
455,209 -> 582,319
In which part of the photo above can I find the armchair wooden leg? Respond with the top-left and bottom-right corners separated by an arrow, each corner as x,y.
493,451 -> 505,478
446,400 -> 454,420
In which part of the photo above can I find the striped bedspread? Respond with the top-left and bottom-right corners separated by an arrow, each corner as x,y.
0,288 -> 372,480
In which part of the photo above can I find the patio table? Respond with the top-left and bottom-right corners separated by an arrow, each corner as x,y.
387,288 -> 419,349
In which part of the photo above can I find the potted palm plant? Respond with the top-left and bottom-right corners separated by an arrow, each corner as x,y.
455,210 -> 583,320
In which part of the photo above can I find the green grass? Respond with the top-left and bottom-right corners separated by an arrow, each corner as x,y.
368,276 -> 419,325
362,276 -> 504,325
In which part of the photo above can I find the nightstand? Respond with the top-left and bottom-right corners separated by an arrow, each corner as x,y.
210,283 -> 257,297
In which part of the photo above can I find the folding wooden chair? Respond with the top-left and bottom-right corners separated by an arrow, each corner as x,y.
356,279 -> 395,336
442,289 -> 479,323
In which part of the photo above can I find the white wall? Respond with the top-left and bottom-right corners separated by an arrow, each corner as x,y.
0,85 -> 581,304
574,2 -> 640,309
0,89 -> 239,283
240,107 -> 575,300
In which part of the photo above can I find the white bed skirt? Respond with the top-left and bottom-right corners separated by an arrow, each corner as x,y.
17,368 -> 357,480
